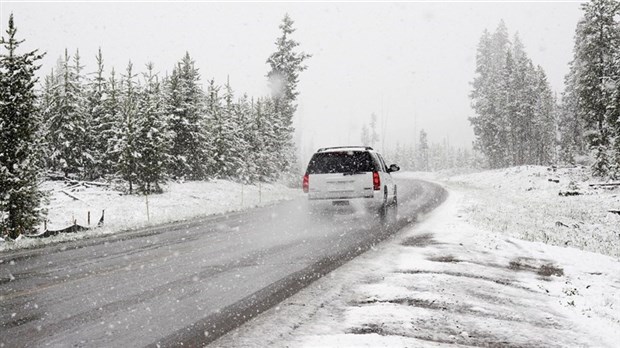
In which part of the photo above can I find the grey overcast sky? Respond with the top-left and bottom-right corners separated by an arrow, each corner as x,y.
1,1 -> 583,160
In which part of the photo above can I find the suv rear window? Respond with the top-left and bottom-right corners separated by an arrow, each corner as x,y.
306,151 -> 377,174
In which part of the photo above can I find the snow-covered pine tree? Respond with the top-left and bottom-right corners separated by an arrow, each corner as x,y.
469,28 -> 503,168
222,80 -> 244,178
233,94 -> 254,183
72,50 -> 92,178
509,35 -> 535,165
610,68 -> 620,177
206,79 -> 244,179
100,68 -> 121,177
135,63 -> 169,193
489,21 -> 511,167
244,97 -> 263,183
39,68 -> 58,171
0,14 -> 45,238
558,57 -> 587,164
360,124 -> 370,146
498,50 -> 516,166
116,61 -> 140,193
404,144 -> 415,170
250,97 -> 278,181
532,66 -> 557,165
75,48 -> 108,179
85,48 -> 108,179
417,129 -> 429,171
166,52 -> 210,180
262,97 -> 283,181
204,79 -> 223,177
471,21 -> 556,168
46,49 -> 88,177
370,113 -> 379,148
393,142 -> 403,169
266,14 -> 311,176
570,0 -> 620,176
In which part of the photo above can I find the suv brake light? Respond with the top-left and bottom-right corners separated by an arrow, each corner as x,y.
303,174 -> 309,193
373,171 -> 381,191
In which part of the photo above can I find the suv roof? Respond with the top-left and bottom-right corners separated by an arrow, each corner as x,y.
317,146 -> 374,153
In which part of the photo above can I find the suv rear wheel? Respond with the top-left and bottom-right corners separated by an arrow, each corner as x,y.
378,189 -> 388,219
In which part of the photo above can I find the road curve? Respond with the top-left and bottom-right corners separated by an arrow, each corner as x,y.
0,178 -> 446,347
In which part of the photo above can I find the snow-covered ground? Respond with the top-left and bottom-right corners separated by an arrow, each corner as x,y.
447,166 -> 620,258
214,167 -> 620,347
0,180 -> 301,252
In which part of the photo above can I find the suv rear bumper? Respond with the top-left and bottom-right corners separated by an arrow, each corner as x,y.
307,194 -> 384,213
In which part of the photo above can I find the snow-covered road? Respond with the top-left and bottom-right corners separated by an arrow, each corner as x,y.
215,185 -> 620,347
0,178 -> 446,347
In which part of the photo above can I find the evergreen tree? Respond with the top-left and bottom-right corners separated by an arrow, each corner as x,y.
85,48 -> 107,179
470,21 -> 557,168
559,55 -> 587,164
234,94 -> 254,183
100,68 -> 121,176
417,129 -> 429,171
46,49 -> 87,177
116,61 -> 140,193
369,113 -> 379,148
245,98 -> 264,183
532,67 -> 557,165
166,52 -> 210,180
570,0 -> 620,176
392,142 -> 403,168
404,144 -> 416,170
39,68 -> 58,171
262,98 -> 282,180
0,14 -> 45,238
360,124 -> 370,146
135,63 -> 169,193
206,79 -> 243,179
266,14 -> 311,175
469,28 -> 502,168
250,97 -> 278,181
72,49 -> 92,177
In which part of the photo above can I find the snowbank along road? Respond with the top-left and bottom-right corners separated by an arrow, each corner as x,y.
0,178 -> 446,347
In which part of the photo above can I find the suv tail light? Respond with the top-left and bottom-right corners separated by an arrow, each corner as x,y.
373,171 -> 381,191
303,174 -> 309,193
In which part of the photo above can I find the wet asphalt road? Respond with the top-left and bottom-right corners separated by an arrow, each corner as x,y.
0,178 -> 446,347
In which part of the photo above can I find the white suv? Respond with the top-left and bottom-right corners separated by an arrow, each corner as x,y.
302,146 -> 399,216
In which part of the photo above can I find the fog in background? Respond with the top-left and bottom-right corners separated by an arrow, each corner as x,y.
1,1 -> 583,164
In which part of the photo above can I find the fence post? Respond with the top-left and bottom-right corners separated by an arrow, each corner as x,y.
145,192 -> 150,222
